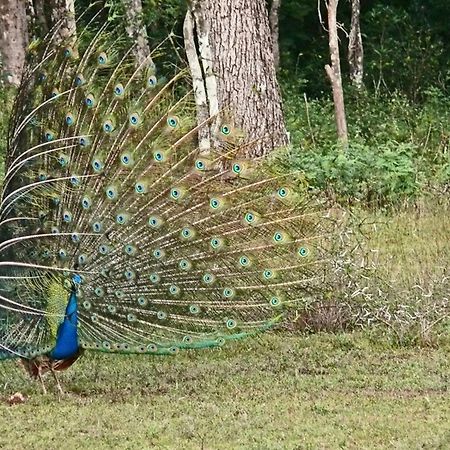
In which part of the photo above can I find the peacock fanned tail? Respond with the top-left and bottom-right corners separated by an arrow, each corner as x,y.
0,6 -> 340,368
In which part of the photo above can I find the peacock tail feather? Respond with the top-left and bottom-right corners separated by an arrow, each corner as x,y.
0,5 -> 341,367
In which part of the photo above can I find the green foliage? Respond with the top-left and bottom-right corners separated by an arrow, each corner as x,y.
280,86 -> 450,207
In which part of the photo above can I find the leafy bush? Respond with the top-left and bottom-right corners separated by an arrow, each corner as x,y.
280,85 -> 450,207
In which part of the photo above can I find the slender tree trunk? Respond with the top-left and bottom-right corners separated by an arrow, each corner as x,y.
185,0 -> 289,157
50,0 -> 76,43
269,0 -> 282,69
0,0 -> 28,86
122,0 -> 154,66
26,0 -> 49,39
348,0 -> 364,89
324,0 -> 348,144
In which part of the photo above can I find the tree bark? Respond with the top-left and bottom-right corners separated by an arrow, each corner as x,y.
122,0 -> 154,67
49,0 -> 76,43
0,0 -> 28,86
269,0 -> 282,69
185,0 -> 289,157
26,0 -> 49,39
348,0 -> 364,89
324,0 -> 348,144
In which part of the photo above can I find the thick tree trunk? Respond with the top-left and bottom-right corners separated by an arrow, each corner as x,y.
122,0 -> 154,66
324,0 -> 348,144
0,0 -> 28,86
269,0 -> 282,69
185,0 -> 289,157
348,0 -> 364,89
50,0 -> 76,43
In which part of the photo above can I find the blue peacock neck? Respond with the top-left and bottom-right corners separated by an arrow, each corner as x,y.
49,289 -> 79,360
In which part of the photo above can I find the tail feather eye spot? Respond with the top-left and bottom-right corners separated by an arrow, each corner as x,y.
92,159 -> 104,172
195,160 -> 205,171
71,233 -> 80,243
277,187 -> 289,199
239,255 -> 251,267
103,119 -> 115,133
167,116 -> 179,128
226,319 -> 237,329
79,136 -> 90,147
120,152 -> 134,166
63,47 -> 73,58
75,74 -> 85,86
129,113 -> 141,126
137,297 -> 147,306
202,273 -> 215,284
169,285 -> 180,296
157,311 -> 167,320
222,288 -> 235,299
232,163 -> 241,174
148,75 -> 157,87
63,211 -> 73,222
298,247 -> 310,257
189,305 -> 200,315
180,227 -> 195,240
65,113 -> 75,126
92,222 -> 102,233
124,245 -> 137,256
153,151 -> 165,162
44,131 -> 55,142
124,269 -> 136,280
270,296 -> 281,307
98,52 -> 108,65
220,125 -> 231,136
148,216 -> 163,229
135,181 -> 147,194
153,249 -> 165,259
81,196 -> 92,209
85,94 -> 96,108
149,273 -> 160,284
114,83 -> 124,97
179,259 -> 192,271
99,244 -> 110,255
105,185 -> 118,200
116,213 -> 129,225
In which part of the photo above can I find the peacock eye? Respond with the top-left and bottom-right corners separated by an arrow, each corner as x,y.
148,75 -> 157,87
221,125 -> 231,135
114,83 -> 124,96
98,52 -> 108,65
232,163 -> 242,174
167,116 -> 178,128
129,113 -> 140,126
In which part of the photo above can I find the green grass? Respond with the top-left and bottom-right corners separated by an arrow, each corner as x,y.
1,332 -> 449,449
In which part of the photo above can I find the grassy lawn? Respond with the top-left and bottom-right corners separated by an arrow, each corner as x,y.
1,332 -> 449,449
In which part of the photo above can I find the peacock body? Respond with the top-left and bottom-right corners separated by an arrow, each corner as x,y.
0,5 -> 339,389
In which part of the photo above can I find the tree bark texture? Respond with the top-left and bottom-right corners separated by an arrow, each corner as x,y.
26,0 -> 49,39
186,0 -> 289,157
269,0 -> 281,69
348,0 -> 364,88
50,0 -> 77,43
324,0 -> 348,144
0,0 -> 28,86
122,0 -> 154,67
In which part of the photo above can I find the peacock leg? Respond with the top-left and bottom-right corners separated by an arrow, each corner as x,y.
50,368 -> 64,396
37,367 -> 47,395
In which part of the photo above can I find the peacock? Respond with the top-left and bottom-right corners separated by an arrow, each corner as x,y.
0,4 -> 340,394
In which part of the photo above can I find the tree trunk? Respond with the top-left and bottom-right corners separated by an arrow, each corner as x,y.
348,0 -> 364,89
50,0 -> 76,43
269,0 -> 282,69
185,0 -> 289,157
122,0 -> 154,67
0,0 -> 28,86
324,0 -> 348,144
26,0 -> 49,39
